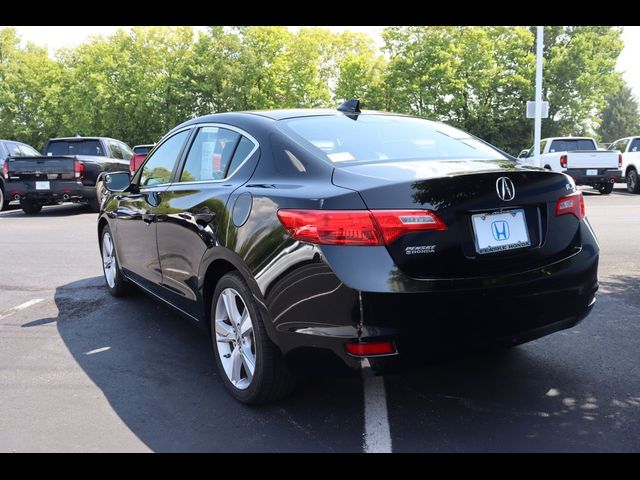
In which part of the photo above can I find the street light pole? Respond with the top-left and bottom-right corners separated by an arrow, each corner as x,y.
533,26 -> 544,161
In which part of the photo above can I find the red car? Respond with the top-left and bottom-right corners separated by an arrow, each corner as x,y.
129,144 -> 154,174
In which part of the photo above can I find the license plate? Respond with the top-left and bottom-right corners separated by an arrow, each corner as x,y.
35,181 -> 50,190
471,209 -> 531,255
587,169 -> 598,176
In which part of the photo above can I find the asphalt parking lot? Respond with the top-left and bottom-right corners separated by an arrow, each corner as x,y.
1,186 -> 639,452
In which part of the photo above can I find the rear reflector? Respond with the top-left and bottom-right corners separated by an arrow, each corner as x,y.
345,341 -> 395,356
277,209 -> 447,246
555,192 -> 585,220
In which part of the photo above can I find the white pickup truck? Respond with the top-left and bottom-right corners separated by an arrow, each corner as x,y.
606,136 -> 640,193
518,137 -> 622,194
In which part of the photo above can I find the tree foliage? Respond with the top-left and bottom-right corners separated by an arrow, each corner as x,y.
0,26 -> 625,154
597,84 -> 640,142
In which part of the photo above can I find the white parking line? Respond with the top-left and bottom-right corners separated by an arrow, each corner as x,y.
361,358 -> 392,453
0,298 -> 44,320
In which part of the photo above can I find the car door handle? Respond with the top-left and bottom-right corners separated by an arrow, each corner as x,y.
143,213 -> 155,225
192,208 -> 215,224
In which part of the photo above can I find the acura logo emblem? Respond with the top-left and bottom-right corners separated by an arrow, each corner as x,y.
496,177 -> 515,201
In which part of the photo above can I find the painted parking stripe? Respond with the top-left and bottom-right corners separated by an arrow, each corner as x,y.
0,298 -> 44,320
361,359 -> 392,453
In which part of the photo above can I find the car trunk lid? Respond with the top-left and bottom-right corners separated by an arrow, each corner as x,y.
332,159 -> 582,278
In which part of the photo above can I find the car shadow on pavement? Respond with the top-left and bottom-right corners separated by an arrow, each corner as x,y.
27,276 -> 364,452
0,203 -> 93,218
382,273 -> 640,452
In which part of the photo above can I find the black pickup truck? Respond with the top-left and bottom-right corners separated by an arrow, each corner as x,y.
3,137 -> 132,214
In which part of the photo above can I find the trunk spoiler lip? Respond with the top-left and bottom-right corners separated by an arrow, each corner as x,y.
332,159 -> 559,187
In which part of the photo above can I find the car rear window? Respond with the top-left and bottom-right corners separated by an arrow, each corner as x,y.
278,114 -> 508,165
133,146 -> 152,155
46,140 -> 105,156
549,139 -> 596,152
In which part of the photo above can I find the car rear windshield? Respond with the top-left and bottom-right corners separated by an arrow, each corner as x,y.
549,139 -> 596,152
46,140 -> 105,156
133,146 -> 152,155
278,114 -> 508,164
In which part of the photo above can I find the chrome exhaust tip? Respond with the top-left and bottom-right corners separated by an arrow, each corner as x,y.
13,194 -> 20,200
63,194 -> 70,200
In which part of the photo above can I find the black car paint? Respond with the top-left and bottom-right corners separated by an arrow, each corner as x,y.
99,111 -> 599,369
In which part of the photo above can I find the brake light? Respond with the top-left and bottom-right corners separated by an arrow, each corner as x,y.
129,156 -> 136,174
276,209 -> 447,246
555,192 -> 584,220
560,155 -> 568,168
2,160 -> 8,179
619,153 -> 623,168
345,341 -> 396,356
74,159 -> 85,179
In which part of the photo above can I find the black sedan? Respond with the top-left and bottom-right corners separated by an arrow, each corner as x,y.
98,101 -> 599,404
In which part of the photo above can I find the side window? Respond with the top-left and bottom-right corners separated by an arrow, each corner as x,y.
109,141 -> 123,159
139,130 -> 190,187
607,140 -> 619,151
118,141 -> 133,160
619,139 -> 630,153
6,142 -> 22,157
629,139 -> 640,152
226,136 -> 255,176
18,144 -> 40,156
179,127 -> 241,182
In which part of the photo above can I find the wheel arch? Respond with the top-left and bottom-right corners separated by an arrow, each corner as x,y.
199,249 -> 277,342
625,164 -> 637,177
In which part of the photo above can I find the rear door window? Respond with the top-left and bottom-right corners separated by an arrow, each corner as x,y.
18,144 -> 40,156
629,139 -> 640,152
108,141 -> 124,159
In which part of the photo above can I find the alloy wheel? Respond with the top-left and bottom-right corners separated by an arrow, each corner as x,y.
214,288 -> 256,390
102,232 -> 116,288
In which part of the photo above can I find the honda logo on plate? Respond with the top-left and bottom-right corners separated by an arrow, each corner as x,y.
491,220 -> 510,241
496,177 -> 515,202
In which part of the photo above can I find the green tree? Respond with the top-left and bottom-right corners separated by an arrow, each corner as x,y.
597,84 -> 640,142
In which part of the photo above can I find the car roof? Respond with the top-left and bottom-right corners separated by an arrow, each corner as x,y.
133,144 -> 155,148
48,137 -> 122,142
542,137 -> 595,141
189,109 -> 404,124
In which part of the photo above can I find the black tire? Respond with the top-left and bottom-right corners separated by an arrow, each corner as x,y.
0,187 -> 6,211
597,182 -> 614,195
627,168 -> 640,194
100,225 -> 132,297
210,271 -> 297,404
20,199 -> 42,215
88,180 -> 104,212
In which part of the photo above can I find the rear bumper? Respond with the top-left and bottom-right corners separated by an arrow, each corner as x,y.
5,180 -> 96,203
263,222 -> 599,370
566,168 -> 622,185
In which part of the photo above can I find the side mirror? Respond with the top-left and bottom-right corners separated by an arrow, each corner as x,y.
518,149 -> 529,158
104,171 -> 131,192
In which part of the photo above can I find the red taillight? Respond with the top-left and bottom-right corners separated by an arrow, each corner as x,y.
370,209 -> 447,244
276,209 -> 447,246
74,159 -> 85,179
560,155 -> 568,169
2,160 -> 8,179
129,157 -> 136,174
555,192 -> 585,220
619,154 -> 623,168
345,341 -> 396,356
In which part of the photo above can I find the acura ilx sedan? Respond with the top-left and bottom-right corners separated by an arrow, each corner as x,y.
98,100 -> 599,404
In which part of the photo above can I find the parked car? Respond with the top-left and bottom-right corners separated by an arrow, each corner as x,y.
519,137 -> 622,194
0,139 -> 41,211
98,101 -> 599,404
607,136 -> 640,193
129,144 -> 155,174
3,136 -> 132,214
